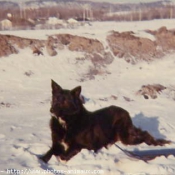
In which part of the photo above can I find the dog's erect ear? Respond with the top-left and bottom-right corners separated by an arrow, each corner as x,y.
51,79 -> 62,94
71,86 -> 81,97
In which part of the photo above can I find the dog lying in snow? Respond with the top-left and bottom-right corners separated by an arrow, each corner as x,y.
40,80 -> 170,163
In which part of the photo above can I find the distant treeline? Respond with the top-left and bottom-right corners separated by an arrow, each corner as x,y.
0,3 -> 175,27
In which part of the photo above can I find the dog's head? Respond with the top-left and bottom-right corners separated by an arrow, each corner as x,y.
50,80 -> 82,117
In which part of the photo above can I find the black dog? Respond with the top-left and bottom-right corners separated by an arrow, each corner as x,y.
40,80 -> 170,163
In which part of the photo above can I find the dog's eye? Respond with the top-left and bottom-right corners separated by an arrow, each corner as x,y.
73,98 -> 80,105
52,96 -> 64,106
57,96 -> 65,102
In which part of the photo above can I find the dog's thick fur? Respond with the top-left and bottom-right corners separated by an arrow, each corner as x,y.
40,80 -> 170,163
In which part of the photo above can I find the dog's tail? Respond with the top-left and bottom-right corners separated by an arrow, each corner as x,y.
114,110 -> 170,146
132,126 -> 170,146
120,125 -> 171,146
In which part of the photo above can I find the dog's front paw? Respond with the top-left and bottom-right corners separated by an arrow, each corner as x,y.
38,155 -> 49,164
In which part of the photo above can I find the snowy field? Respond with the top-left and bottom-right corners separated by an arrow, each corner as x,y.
0,19 -> 175,175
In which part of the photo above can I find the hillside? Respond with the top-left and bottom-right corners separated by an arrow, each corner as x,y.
1,25 -> 175,63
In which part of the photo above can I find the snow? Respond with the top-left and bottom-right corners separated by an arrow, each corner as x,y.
0,19 -> 175,175
67,18 -> 78,24
47,17 -> 64,25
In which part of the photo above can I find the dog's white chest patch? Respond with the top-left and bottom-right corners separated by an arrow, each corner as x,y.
51,113 -> 67,129
58,117 -> 67,129
60,140 -> 69,151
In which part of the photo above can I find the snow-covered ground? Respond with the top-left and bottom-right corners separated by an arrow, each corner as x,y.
0,19 -> 175,175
